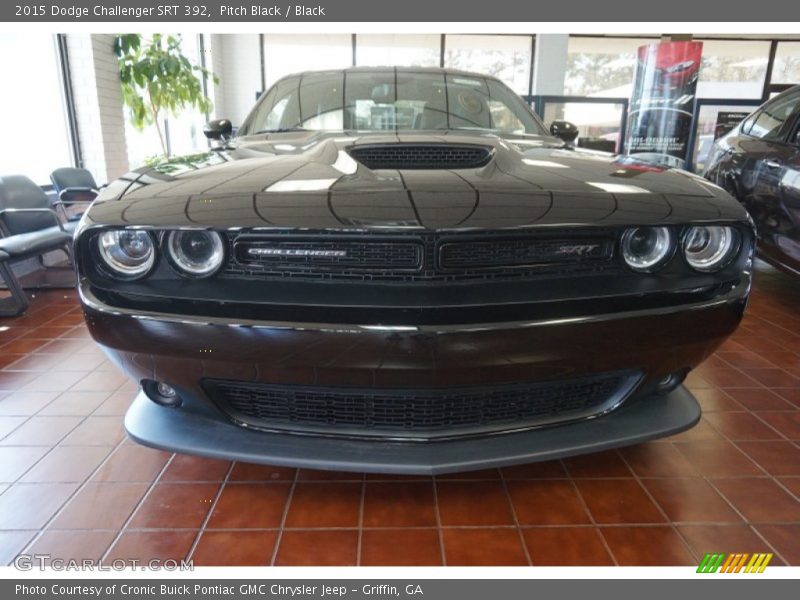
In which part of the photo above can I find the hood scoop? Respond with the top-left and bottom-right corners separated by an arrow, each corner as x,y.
348,143 -> 493,170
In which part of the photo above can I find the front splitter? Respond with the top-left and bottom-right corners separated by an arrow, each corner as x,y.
124,386 -> 700,475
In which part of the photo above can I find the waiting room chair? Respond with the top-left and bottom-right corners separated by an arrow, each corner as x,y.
49,167 -> 100,228
0,175 -> 75,316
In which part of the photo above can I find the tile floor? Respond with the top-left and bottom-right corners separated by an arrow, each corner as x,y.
0,261 -> 798,567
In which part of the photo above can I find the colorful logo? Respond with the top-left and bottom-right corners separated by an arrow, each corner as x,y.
697,553 -> 773,573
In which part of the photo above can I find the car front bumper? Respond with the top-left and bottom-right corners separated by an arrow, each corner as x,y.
80,276 -> 748,473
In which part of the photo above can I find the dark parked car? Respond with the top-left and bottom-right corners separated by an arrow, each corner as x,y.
76,67 -> 754,474
705,86 -> 800,275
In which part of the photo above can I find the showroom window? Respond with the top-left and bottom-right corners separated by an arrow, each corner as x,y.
263,34 -> 352,89
771,41 -> 800,85
696,39 -> 771,99
125,33 -> 210,167
0,33 -> 74,184
355,34 -> 440,67
444,35 -> 533,95
565,36 -> 653,97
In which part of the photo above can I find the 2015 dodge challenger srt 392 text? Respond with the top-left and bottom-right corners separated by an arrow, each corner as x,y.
75,67 -> 754,474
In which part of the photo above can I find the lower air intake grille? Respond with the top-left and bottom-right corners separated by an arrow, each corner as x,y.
203,371 -> 639,441
348,144 -> 493,170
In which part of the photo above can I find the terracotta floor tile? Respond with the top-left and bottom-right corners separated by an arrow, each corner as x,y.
20,446 -> 112,483
705,412 -> 784,441
673,439 -> 763,477
296,469 -> 363,481
19,371 -> 86,393
161,455 -> 231,482
285,482 -> 362,528
0,483 -> 78,530
442,528 -> 528,566
25,530 -> 117,562
735,441 -> 800,476
778,477 -> 800,499
69,371 -> 127,393
642,478 -> 742,523
755,525 -> 800,565
693,368 -> 758,388
500,460 -> 567,479
105,530 -> 197,563
0,446 -> 49,482
601,526 -> 695,565
206,483 -> 291,529
724,388 -> 795,411
0,530 -> 36,566
0,391 -> 58,416
436,468 -> 501,480
743,368 -> 800,389
362,481 -> 436,528
0,416 -> 26,440
60,416 -> 126,446
228,462 -> 295,482
563,450 -> 632,478
678,524 -> 780,563
275,530 -> 358,566
436,480 -> 515,526
620,443 -> 699,478
128,483 -> 219,529
37,391 -> 110,416
0,416 -> 82,446
712,478 -> 800,522
575,479 -> 665,524
691,388 -> 743,412
666,418 -> 725,443
506,480 -> 591,525
92,445 -> 171,482
91,392 -> 134,416
191,530 -> 277,566
50,482 -> 148,530
360,529 -> 442,566
522,527 -> 614,566
757,412 -> 800,441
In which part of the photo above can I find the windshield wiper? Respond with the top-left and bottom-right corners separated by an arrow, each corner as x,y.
253,127 -> 308,134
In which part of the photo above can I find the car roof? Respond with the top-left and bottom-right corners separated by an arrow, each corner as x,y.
271,66 -> 507,85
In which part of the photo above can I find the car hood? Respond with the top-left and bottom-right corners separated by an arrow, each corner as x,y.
86,131 -> 748,230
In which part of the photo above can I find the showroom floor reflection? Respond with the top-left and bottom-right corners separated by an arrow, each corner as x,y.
0,260 -> 799,567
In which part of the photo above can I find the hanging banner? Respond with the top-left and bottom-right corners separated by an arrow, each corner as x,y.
625,40 -> 703,168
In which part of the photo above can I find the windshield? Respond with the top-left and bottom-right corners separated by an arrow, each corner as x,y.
239,69 -> 548,136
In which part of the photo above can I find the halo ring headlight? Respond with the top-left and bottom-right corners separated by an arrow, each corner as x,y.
683,226 -> 738,272
166,230 -> 225,277
96,229 -> 155,279
621,226 -> 673,272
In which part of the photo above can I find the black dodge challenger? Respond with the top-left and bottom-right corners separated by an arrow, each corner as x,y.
76,67 -> 754,473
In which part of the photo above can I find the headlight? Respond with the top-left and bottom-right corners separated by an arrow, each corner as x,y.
166,230 -> 225,277
683,226 -> 738,272
621,227 -> 673,272
97,230 -> 155,279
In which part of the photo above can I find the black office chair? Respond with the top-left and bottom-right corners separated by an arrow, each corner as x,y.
49,167 -> 99,229
0,175 -> 74,316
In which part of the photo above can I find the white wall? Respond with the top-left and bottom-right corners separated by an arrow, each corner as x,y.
66,34 -> 129,183
212,34 -> 263,126
532,34 -> 568,96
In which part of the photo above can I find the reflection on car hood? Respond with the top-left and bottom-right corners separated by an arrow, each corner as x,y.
86,130 -> 748,230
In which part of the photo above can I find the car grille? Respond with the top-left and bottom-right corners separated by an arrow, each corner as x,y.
348,144 -> 493,170
223,230 -> 617,283
203,371 -> 639,441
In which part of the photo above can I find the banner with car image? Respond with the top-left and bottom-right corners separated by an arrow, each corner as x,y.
625,40 -> 703,168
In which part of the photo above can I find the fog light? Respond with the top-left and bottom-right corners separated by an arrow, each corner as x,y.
655,371 -> 687,394
143,379 -> 182,407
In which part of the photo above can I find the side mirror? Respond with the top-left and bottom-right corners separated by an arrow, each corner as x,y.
549,120 -> 579,144
203,119 -> 233,141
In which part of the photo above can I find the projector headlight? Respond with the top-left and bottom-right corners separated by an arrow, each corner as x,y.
683,226 -> 739,272
621,226 -> 673,272
166,230 -> 225,277
96,229 -> 155,279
